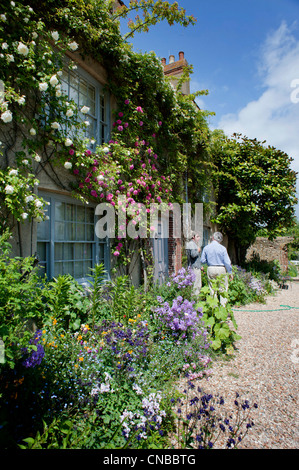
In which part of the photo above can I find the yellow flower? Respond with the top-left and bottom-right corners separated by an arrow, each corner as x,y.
79,357 -> 84,362
42,330 -> 46,334
60,334 -> 64,338
52,318 -> 57,325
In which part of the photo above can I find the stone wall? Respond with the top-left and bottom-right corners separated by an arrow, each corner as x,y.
246,237 -> 294,272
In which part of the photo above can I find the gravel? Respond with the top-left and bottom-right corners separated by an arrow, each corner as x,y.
177,281 -> 299,449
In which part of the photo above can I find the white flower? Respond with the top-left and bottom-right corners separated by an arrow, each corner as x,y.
51,121 -> 60,130
8,169 -> 18,176
49,75 -> 59,86
69,41 -> 79,51
22,159 -> 29,165
84,120 -> 90,126
25,195 -> 34,203
34,200 -> 43,208
1,110 -> 13,123
17,96 -> 26,105
5,185 -> 14,194
64,138 -> 73,146
103,146 -> 110,153
55,90 -> 62,97
66,109 -> 74,117
32,32 -> 38,39
1,14 -> 7,21
80,105 -> 90,114
11,1 -> 15,6
64,161 -> 72,169
34,154 -> 41,162
21,213 -> 28,219
29,128 -> 36,135
51,31 -> 59,41
6,54 -> 14,62
1,42 -> 8,50
17,42 -> 29,56
39,82 -> 48,92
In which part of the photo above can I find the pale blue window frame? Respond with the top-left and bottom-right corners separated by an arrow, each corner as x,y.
60,63 -> 110,150
37,192 -> 110,283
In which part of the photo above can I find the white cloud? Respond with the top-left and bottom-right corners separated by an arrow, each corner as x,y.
218,21 -> 299,217
218,21 -> 299,171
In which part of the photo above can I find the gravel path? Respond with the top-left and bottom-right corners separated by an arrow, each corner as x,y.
185,281 -> 299,449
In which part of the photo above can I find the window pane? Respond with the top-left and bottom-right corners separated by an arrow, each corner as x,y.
74,243 -> 83,260
84,260 -> 92,277
37,219 -> 50,241
66,222 -> 75,240
86,224 -> 94,241
77,205 -> 85,222
54,262 -> 63,277
66,203 -> 74,221
86,208 -> 94,224
55,221 -> 65,240
70,72 -> 79,90
84,243 -> 92,259
64,243 -> 74,260
54,243 -> 63,261
76,223 -> 85,241
74,261 -> 84,279
55,201 -> 65,221
64,261 -> 74,276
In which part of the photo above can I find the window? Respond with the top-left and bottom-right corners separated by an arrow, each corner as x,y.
60,64 -> 110,150
37,193 -> 110,283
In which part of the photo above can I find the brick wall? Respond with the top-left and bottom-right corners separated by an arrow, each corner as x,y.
246,237 -> 294,272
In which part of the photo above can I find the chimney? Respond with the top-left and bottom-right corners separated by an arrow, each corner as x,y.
179,51 -> 184,60
169,55 -> 175,64
161,58 -> 166,66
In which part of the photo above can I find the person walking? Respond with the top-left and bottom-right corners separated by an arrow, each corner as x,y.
200,232 -> 233,306
186,231 -> 202,296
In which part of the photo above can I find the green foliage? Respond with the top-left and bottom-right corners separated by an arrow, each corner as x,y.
43,275 -> 90,331
196,281 -> 241,354
0,231 -> 45,368
210,131 -> 298,258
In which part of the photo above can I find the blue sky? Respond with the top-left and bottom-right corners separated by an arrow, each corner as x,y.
121,0 -> 299,218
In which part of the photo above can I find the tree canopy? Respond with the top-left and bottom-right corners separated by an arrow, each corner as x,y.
210,131 -> 298,260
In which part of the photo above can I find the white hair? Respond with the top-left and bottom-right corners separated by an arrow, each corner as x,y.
213,232 -> 223,243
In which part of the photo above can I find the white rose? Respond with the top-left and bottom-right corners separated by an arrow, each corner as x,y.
21,213 -> 28,219
51,121 -> 60,130
55,90 -> 62,97
22,159 -> 29,165
17,96 -> 26,105
5,185 -> 14,194
69,41 -> 79,51
35,200 -> 43,208
64,138 -> 73,146
6,54 -> 14,62
66,109 -> 74,117
103,147 -> 110,153
9,169 -> 18,176
32,32 -> 38,39
80,106 -> 90,114
17,42 -> 29,56
84,120 -> 90,126
49,75 -> 59,86
1,14 -> 7,21
25,195 -> 34,203
39,82 -> 48,91
29,128 -> 36,135
1,110 -> 13,123
51,31 -> 59,41
34,154 -> 41,162
1,42 -> 8,49
64,161 -> 72,169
